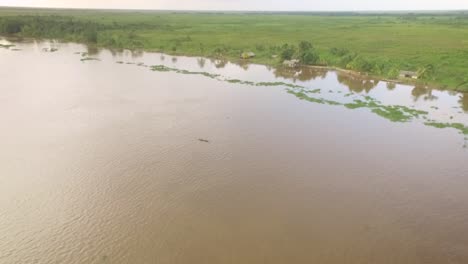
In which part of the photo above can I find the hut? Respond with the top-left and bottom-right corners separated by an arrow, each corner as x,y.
283,59 -> 300,68
399,70 -> 418,79
240,52 -> 256,59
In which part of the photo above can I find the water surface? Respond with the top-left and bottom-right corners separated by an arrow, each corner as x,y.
1,39 -> 468,264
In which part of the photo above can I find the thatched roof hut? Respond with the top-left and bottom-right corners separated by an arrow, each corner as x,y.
399,70 -> 418,79
283,59 -> 300,68
240,52 -> 256,59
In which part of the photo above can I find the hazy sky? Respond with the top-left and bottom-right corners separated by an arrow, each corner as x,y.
1,0 -> 468,11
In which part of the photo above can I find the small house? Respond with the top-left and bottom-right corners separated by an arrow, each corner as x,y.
399,70 -> 418,79
283,59 -> 300,68
240,52 -> 255,59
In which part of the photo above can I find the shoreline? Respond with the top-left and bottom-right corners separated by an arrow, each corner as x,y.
0,35 -> 463,94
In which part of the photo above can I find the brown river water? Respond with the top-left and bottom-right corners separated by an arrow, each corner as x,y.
1,38 -> 468,264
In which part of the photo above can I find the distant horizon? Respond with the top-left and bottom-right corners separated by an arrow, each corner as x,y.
1,6 -> 468,13
1,0 -> 468,12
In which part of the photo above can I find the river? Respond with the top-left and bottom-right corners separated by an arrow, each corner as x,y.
1,38 -> 468,264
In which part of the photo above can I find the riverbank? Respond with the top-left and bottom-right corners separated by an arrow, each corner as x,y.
1,8 -> 468,91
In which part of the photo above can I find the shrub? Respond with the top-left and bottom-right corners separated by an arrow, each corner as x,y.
347,56 -> 374,72
280,44 -> 296,60
297,41 -> 319,64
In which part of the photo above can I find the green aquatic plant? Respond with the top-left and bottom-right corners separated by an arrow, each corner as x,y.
256,82 -> 304,89
226,79 -> 256,85
138,61 -> 465,133
424,122 -> 468,135
308,88 -> 321,94
80,57 -> 101,62
371,107 -> 414,123
150,65 -> 172,72
150,65 -> 220,79
344,98 -> 428,122
287,89 -> 341,106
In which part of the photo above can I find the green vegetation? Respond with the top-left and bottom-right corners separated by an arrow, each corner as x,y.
424,122 -> 468,135
255,82 -> 303,89
1,9 -> 468,90
150,64 -> 221,78
287,90 -> 342,105
0,8 -> 468,91
344,98 -> 428,122
119,60 -> 467,135
149,64 -> 309,88
80,57 -> 100,62
122,61 -> 439,125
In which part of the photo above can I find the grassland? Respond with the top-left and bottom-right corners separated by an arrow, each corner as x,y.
1,8 -> 468,91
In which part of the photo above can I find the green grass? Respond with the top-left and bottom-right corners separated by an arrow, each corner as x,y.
1,8 -> 468,90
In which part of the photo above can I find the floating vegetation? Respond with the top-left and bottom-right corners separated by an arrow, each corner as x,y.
150,65 -> 172,72
116,61 -> 124,64
287,90 -> 341,106
371,107 -> 415,123
287,89 -> 429,123
150,65 -> 220,79
0,44 -> 15,49
308,89 -> 321,94
344,98 -> 428,122
255,82 -> 303,89
424,122 -> 468,135
128,61 -> 467,137
149,65 -> 308,90
198,138 -> 210,143
81,57 -> 100,62
226,79 -> 256,85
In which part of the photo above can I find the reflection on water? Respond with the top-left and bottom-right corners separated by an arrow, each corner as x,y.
460,93 -> 468,112
412,85 -> 438,102
1,38 -> 468,264
387,82 -> 396,90
337,73 -> 380,93
211,58 -> 228,69
197,57 -> 206,68
274,66 -> 328,81
3,37 -> 466,124
86,45 -> 100,56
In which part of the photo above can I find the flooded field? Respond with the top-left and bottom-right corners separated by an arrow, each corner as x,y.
1,38 -> 468,264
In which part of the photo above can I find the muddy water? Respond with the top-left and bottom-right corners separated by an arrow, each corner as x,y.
1,38 -> 468,264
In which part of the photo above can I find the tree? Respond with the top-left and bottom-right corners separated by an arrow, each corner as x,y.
298,41 -> 319,65
280,44 -> 296,60
299,41 -> 313,52
84,29 -> 98,43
